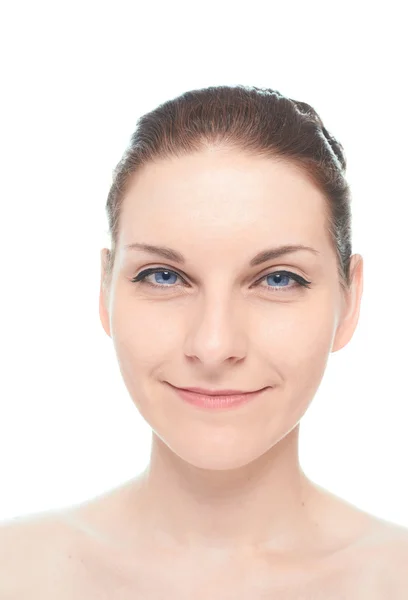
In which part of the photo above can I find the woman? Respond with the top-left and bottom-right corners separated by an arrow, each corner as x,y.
1,85 -> 408,597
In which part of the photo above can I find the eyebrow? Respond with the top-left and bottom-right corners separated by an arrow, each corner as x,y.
123,242 -> 320,266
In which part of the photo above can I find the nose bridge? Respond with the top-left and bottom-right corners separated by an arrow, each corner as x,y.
185,283 -> 247,363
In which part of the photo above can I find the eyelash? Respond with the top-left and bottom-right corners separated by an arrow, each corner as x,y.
130,267 -> 312,293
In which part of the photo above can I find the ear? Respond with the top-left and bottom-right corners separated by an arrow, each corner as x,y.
99,248 -> 112,338
331,254 -> 364,352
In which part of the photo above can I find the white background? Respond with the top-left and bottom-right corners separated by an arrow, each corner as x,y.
0,1 -> 406,525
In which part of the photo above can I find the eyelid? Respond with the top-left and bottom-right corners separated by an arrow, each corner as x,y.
134,262 -> 307,279
251,265 -> 309,283
133,264 -> 190,282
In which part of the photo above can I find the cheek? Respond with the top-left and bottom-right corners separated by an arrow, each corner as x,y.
256,299 -> 336,386
110,298 -> 182,367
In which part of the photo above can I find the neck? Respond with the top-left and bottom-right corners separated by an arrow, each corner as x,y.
130,425 -> 323,554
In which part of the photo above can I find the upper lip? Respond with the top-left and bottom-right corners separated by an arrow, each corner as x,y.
169,384 -> 265,396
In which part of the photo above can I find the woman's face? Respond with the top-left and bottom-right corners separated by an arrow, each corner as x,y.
100,147 -> 362,470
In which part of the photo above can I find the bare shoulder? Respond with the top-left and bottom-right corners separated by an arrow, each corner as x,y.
381,522 -> 408,570
359,519 -> 408,595
370,518 -> 408,557
0,510 -> 87,597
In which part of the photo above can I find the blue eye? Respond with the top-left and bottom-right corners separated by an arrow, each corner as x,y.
262,272 -> 299,289
140,270 -> 179,286
131,268 -> 312,292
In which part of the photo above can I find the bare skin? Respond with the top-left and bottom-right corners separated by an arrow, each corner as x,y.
1,489 -> 408,598
2,146 -> 408,597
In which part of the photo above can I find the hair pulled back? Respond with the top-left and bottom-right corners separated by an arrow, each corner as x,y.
105,85 -> 352,290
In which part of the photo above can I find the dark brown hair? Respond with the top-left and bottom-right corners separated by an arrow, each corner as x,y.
104,85 -> 352,290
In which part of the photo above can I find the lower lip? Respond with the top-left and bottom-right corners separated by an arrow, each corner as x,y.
171,386 -> 268,410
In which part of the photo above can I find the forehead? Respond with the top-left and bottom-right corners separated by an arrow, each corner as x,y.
119,149 -> 329,250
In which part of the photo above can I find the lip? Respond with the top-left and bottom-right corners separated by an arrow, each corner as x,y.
170,385 -> 263,396
167,383 -> 269,411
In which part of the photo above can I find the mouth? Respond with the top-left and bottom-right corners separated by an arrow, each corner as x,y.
175,385 -> 264,396
166,382 -> 269,411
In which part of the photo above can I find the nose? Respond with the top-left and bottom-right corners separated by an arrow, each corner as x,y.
183,296 -> 248,366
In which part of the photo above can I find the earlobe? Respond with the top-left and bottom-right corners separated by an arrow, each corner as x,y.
331,255 -> 364,353
99,248 -> 112,338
